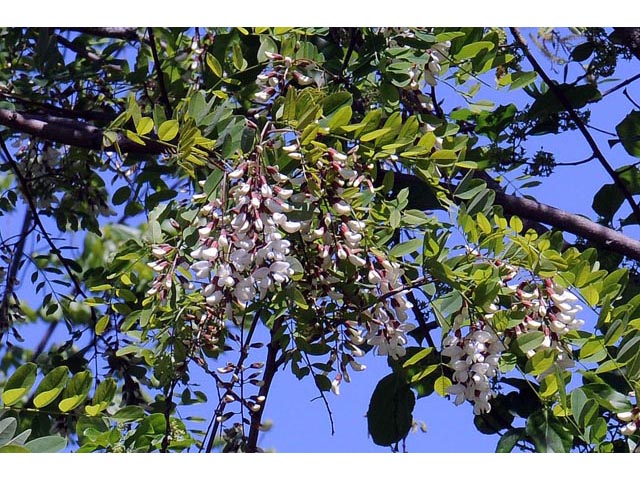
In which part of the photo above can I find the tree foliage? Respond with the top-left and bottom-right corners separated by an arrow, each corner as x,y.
1,27 -> 640,453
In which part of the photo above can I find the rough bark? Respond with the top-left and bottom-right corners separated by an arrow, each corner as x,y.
0,108 -> 170,155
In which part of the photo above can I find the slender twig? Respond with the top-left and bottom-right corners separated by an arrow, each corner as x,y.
147,28 -> 173,120
623,88 -> 640,110
246,318 -> 285,452
341,28 -> 358,75
510,27 -> 640,225
204,309 -> 262,453
603,72 -> 640,97
0,209 -> 32,343
0,138 -> 87,300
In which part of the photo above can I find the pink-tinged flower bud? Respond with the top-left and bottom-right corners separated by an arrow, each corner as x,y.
281,221 -> 301,233
199,225 -> 213,237
328,148 -> 348,162
192,193 -> 207,201
284,56 -> 292,67
293,71 -> 314,86
249,403 -> 261,412
147,260 -> 166,272
282,144 -> 298,153
229,167 -> 244,179
621,422 -> 637,436
287,152 -> 303,160
147,287 -> 158,295
254,90 -> 271,102
152,246 -> 168,258
217,365 -> 234,374
264,51 -> 282,60
348,254 -> 366,267
617,411 -> 635,422
333,201 -> 351,215
203,246 -> 219,261
223,394 -> 235,403
206,290 -> 223,305
349,360 -> 366,372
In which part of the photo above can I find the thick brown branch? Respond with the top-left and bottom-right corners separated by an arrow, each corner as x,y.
0,108 -> 170,155
510,27 -> 640,225
392,171 -> 640,262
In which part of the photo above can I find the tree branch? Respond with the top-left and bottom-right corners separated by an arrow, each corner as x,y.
392,170 -> 640,262
510,27 -> 640,225
246,319 -> 283,453
147,28 -> 174,120
0,209 -> 32,343
0,108 -> 170,155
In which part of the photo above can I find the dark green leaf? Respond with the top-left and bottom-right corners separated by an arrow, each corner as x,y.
616,111 -> 640,157
33,366 -> 69,408
2,363 -> 37,406
367,373 -> 416,446
495,428 -> 526,452
525,409 -> 572,452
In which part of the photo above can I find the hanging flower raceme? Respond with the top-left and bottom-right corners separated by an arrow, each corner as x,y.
506,278 -> 584,378
189,155 -> 298,328
442,310 -> 504,415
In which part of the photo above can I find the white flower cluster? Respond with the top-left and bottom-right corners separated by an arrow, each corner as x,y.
509,278 -> 584,378
362,259 -> 416,360
617,400 -> 639,436
442,316 -> 504,415
189,156 -> 298,321
423,41 -> 451,86
254,52 -> 316,104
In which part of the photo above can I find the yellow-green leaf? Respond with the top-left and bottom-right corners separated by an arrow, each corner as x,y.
434,376 -> 452,397
95,315 -> 110,335
158,120 -> 179,142
135,117 -> 154,136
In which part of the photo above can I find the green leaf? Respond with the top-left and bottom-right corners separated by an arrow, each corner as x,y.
135,117 -> 154,136
402,348 -> 434,368
33,366 -> 69,408
112,185 -> 131,206
367,373 -> 415,446
582,382 -> 633,412
530,83 -> 601,118
158,119 -> 179,142
617,335 -> 640,364
0,417 -> 17,446
24,435 -> 67,453
0,444 -> 29,453
592,183 -> 624,222
434,376 -> 452,397
111,405 -> 145,423
455,41 -> 495,61
360,128 -> 392,142
571,388 -> 598,429
616,111 -> 640,158
93,378 -> 117,405
2,363 -> 37,406
58,371 -> 92,413
513,331 -> 545,355
525,409 -> 572,452
390,238 -> 422,258
495,428 -> 525,452
509,71 -> 537,90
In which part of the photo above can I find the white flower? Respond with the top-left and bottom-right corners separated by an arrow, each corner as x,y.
333,201 -> 351,215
